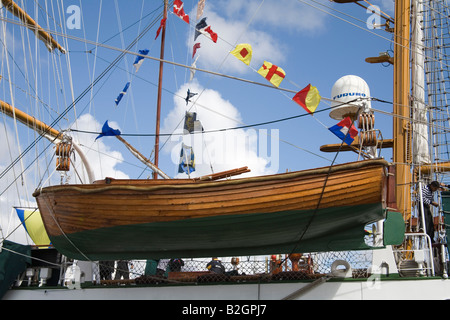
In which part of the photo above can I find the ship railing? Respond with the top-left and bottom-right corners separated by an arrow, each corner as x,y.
89,251 -> 376,286
15,243 -> 444,290
12,249 -> 379,289
393,232 -> 435,277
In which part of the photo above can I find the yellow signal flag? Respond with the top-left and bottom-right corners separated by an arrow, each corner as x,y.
257,61 -> 286,87
230,43 -> 253,66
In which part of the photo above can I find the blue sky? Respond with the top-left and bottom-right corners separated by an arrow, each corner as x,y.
0,0 -> 397,242
62,0 -> 396,177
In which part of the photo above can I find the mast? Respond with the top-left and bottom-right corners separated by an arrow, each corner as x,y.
393,0 -> 412,219
329,0 -> 412,218
153,0 -> 168,179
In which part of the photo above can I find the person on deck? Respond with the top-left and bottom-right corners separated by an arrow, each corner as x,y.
168,258 -> 184,272
114,260 -> 129,280
420,181 -> 444,243
99,261 -> 114,280
206,257 -> 225,274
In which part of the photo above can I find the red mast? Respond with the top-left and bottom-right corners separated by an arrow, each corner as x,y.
153,0 -> 168,179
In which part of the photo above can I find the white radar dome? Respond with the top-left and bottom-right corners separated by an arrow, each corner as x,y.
329,75 -> 371,120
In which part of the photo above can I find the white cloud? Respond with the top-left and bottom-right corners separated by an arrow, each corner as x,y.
0,123 -> 36,244
219,0 -> 329,33
68,113 -> 129,181
188,3 -> 286,75
161,80 -> 279,178
377,0 -> 395,14
187,0 -> 329,75
0,114 -> 129,244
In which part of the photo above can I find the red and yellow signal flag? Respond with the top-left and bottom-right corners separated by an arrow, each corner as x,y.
292,84 -> 321,114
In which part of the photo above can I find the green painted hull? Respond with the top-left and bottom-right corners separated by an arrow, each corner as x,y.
441,192 -> 450,246
50,202 -> 385,260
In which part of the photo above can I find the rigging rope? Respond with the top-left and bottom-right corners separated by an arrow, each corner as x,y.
280,117 -> 357,266
0,17 -> 175,221
0,3 -> 169,266
70,104 -> 337,137
0,14 -> 159,184
4,1 -> 448,192
2,0 -> 445,273
157,0 -> 266,173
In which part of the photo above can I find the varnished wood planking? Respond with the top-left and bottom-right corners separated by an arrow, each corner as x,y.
39,184 -> 383,236
43,166 -> 382,207
36,160 -> 388,237
41,173 -> 380,219
44,171 -> 380,215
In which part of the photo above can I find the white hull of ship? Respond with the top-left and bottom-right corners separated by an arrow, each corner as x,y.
4,279 -> 450,300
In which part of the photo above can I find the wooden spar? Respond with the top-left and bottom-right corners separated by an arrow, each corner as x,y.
0,99 -> 95,183
153,0 -> 168,179
417,162 -> 450,175
320,137 -> 394,153
365,55 -> 394,65
115,135 -> 170,179
0,99 -> 61,139
194,167 -> 251,181
393,0 -> 412,219
0,0 -> 66,53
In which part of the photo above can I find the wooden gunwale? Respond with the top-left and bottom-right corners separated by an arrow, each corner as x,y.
35,161 -> 386,199
103,166 -> 379,198
34,159 -> 388,195
44,167 -> 380,207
